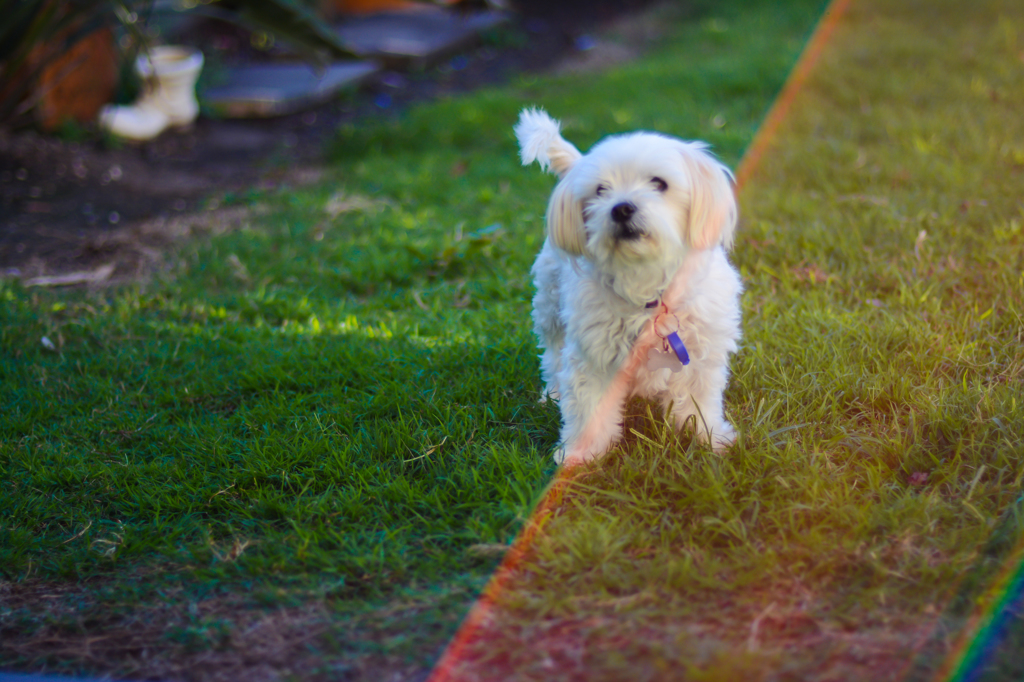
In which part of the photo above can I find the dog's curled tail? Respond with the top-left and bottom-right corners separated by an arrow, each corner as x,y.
514,108 -> 581,178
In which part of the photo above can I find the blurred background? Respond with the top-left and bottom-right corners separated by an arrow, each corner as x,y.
1,0 -> 664,281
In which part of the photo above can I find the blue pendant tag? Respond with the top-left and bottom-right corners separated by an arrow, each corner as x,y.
666,332 -> 690,365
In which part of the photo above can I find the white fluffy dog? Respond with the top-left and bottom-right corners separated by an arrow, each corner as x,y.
514,108 -> 743,467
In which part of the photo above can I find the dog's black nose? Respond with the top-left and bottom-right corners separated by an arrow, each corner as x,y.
611,202 -> 636,224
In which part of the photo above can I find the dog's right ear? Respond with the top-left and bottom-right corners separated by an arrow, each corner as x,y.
515,108 -> 581,178
546,177 -> 586,255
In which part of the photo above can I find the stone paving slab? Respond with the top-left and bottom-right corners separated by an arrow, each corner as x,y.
201,61 -> 379,118
199,6 -> 509,118
335,6 -> 510,68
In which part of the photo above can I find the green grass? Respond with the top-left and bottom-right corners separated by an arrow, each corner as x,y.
1,0 -> 826,677
24,0 -> 1024,678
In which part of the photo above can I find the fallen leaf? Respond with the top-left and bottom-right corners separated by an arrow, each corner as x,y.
227,254 -> 250,282
909,471 -> 929,487
324,192 -> 385,219
25,263 -> 115,287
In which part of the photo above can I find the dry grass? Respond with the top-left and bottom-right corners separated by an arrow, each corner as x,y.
431,0 -> 1024,678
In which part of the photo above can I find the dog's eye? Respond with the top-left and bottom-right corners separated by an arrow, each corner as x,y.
651,177 -> 668,192
595,184 -> 608,197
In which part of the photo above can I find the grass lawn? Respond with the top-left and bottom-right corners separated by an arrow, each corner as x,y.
0,1 -> 827,679
438,0 -> 1024,680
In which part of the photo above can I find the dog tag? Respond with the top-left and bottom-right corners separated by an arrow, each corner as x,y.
666,331 -> 690,365
647,347 -> 684,373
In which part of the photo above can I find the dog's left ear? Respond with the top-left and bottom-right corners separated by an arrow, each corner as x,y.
515,108 -> 581,178
677,142 -> 737,251
516,108 -> 586,254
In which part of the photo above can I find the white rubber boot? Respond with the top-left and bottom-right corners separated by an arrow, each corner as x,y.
99,46 -> 203,141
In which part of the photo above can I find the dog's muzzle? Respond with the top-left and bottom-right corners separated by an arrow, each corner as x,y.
611,202 -> 643,241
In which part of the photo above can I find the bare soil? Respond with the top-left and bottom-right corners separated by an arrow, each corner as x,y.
1,575 -> 477,682
441,588 -> 941,682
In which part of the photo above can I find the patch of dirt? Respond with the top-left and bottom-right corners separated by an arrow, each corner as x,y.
551,3 -> 674,74
0,0 -> 668,284
0,577 -> 476,682
442,593 -> 942,682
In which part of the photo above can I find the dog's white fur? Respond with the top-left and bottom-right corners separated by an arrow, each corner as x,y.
515,108 -> 743,466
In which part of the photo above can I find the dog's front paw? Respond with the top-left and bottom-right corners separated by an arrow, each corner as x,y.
709,422 -> 737,453
554,442 -> 604,468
